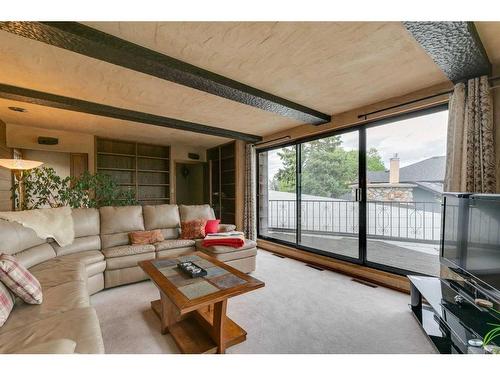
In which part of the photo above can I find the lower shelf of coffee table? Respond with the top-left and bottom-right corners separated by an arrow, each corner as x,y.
151,299 -> 247,354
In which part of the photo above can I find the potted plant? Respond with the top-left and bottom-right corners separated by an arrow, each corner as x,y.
483,308 -> 500,354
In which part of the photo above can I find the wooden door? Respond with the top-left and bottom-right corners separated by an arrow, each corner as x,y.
70,153 -> 88,179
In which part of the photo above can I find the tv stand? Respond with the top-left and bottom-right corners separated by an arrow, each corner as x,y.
408,275 -> 497,354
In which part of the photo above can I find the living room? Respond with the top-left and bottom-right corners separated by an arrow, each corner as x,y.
1,1 -> 500,374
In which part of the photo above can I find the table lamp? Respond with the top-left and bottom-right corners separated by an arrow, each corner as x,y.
0,159 -> 43,210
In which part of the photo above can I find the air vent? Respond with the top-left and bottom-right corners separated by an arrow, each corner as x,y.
38,137 -> 59,145
305,264 -> 324,271
351,278 -> 378,288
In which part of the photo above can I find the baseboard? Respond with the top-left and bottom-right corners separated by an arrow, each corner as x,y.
257,239 -> 410,294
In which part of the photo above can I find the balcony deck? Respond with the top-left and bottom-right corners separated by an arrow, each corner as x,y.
263,231 -> 440,276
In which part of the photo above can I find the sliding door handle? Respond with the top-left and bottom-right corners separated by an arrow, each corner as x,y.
355,188 -> 363,202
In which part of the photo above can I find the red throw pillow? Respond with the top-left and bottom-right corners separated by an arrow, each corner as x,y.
0,253 -> 43,304
129,230 -> 164,245
205,219 -> 221,235
180,219 -> 207,239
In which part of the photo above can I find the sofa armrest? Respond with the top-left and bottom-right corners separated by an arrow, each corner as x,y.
218,224 -> 237,233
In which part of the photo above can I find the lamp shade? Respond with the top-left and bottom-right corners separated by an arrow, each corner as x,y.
0,159 -> 43,170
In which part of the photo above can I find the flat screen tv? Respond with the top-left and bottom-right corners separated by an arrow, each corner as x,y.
441,193 -> 500,302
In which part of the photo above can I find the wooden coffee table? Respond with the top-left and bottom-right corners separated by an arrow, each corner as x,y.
139,251 -> 264,354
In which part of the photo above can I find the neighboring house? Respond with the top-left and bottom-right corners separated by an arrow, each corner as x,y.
362,155 -> 445,205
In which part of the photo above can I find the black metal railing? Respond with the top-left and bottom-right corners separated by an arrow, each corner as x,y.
265,199 -> 442,243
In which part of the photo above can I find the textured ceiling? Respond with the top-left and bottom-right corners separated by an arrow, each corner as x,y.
0,22 -> 453,145
84,22 -> 449,114
0,98 -> 227,148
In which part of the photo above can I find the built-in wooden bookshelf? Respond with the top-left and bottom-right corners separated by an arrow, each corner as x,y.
207,141 -> 236,224
96,138 -> 170,205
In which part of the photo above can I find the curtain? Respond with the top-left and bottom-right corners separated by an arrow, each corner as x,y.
243,144 -> 257,240
444,75 -> 496,193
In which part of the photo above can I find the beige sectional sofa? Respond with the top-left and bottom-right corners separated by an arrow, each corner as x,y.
0,204 -> 257,353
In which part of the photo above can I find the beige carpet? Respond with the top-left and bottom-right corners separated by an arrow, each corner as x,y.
90,250 -> 436,354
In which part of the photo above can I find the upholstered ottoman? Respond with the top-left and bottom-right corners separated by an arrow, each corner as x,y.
195,239 -> 257,273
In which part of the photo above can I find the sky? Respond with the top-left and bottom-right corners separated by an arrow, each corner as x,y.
265,109 -> 448,180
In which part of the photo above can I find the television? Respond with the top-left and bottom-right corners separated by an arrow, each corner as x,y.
441,193 -> 500,303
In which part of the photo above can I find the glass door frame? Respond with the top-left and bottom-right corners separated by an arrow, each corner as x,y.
256,103 -> 448,276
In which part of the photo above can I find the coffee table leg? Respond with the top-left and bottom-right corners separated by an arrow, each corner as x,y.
160,293 -> 180,335
213,300 -> 227,354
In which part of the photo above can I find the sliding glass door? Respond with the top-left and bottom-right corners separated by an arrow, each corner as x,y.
298,131 -> 360,259
365,109 -> 448,276
258,145 -> 297,244
257,105 -> 448,276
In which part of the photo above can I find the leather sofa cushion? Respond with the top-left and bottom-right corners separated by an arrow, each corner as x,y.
143,204 -> 180,230
102,244 -> 155,259
160,228 -> 180,240
0,219 -> 47,255
14,243 -> 56,269
99,205 -> 144,235
106,252 -> 155,270
179,204 -> 216,222
59,250 -> 104,266
30,258 -> 87,289
195,239 -> 257,254
52,235 -> 101,256
154,239 -> 195,251
72,208 -> 100,237
100,232 -> 129,249
17,339 -> 77,354
0,280 -> 89,334
86,261 -> 107,277
202,247 -> 257,262
0,307 -> 104,354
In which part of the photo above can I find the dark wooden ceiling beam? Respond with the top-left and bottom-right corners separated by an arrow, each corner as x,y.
0,83 -> 262,143
403,21 -> 491,83
0,21 -> 331,125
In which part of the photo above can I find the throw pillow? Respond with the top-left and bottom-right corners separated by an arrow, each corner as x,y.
129,229 -> 164,245
205,219 -> 221,235
180,219 -> 207,239
0,253 -> 43,304
0,281 -> 15,327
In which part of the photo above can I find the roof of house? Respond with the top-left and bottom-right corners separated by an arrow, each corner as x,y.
367,156 -> 445,183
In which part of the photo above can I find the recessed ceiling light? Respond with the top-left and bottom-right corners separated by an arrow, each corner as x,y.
8,106 -> 27,113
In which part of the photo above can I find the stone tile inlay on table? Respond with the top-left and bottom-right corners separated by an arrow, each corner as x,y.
168,273 -> 200,287
158,265 -> 179,277
178,280 -> 220,299
210,273 -> 246,290
152,259 -> 178,268
204,266 -> 229,278
192,259 -> 215,269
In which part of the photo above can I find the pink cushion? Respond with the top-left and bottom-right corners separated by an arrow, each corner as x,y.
205,219 -> 221,235
0,254 -> 43,304
0,281 -> 14,327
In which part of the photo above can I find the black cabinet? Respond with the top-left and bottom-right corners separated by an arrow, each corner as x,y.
409,275 -> 499,354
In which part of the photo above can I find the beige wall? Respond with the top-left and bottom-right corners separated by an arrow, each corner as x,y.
0,120 -> 12,211
6,123 -> 95,173
22,149 -> 71,179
